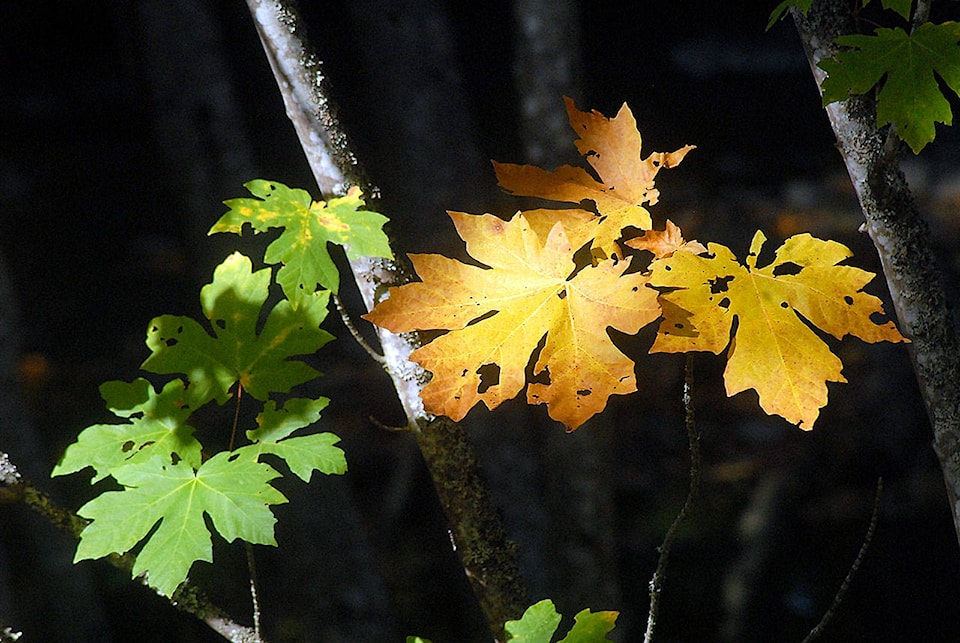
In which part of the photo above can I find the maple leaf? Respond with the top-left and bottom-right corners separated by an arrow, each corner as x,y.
648,231 -> 905,429
74,452 -> 287,597
364,211 -> 660,430
212,180 -> 392,301
505,599 -> 618,643
820,22 -> 960,153
493,97 -> 694,258
236,397 -> 348,482
624,220 -> 707,259
142,252 -> 334,406
52,378 -> 201,483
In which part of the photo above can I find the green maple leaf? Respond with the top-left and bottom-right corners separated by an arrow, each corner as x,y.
52,378 -> 201,483
819,22 -> 960,153
74,452 -> 287,597
142,252 -> 334,406
505,599 -> 618,643
212,180 -> 392,301
236,397 -> 348,482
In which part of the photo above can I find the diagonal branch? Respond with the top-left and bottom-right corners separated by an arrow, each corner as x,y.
244,1 -> 529,636
0,451 -> 262,643
792,1 -> 960,549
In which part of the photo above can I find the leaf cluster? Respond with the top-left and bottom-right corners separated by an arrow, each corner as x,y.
53,184 -> 391,596
366,98 -> 905,430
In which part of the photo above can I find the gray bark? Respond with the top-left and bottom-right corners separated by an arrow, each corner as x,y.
793,1 -> 960,548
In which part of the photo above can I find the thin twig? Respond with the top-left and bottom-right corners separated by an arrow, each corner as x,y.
245,543 -> 262,639
644,355 -> 701,643
0,451 -> 263,643
801,477 -> 883,643
332,293 -> 385,364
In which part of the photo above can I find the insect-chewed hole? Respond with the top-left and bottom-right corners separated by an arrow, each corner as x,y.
121,440 -> 135,453
576,388 -> 592,396
477,363 -> 500,394
772,261 -> 803,276
709,275 -> 735,294
718,297 -> 731,309
844,295 -> 854,305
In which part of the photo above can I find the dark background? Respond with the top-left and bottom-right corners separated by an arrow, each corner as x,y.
3,1 -> 960,641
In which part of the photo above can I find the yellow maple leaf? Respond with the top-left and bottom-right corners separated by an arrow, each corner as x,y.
364,210 -> 661,430
493,97 -> 695,259
648,230 -> 905,429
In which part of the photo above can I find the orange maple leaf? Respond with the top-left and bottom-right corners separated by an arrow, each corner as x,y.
364,210 -> 661,430
493,97 -> 695,259
648,231 -> 905,429
625,220 -> 707,259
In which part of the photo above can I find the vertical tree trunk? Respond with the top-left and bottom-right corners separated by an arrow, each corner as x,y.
792,0 -> 960,548
245,1 -> 530,637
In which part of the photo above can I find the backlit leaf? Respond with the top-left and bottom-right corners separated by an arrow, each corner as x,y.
142,252 -> 334,405
52,378 -> 201,483
365,211 -> 660,430
649,231 -> 905,429
212,180 -> 391,299
74,452 -> 287,597
494,97 -> 694,259
820,22 -> 960,153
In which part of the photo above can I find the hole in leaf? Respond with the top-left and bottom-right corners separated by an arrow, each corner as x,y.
121,440 -> 135,453
577,388 -> 592,396
719,297 -> 731,309
165,338 -> 178,347
772,261 -> 803,276
709,275 -> 734,294
466,309 -> 498,327
780,301 -> 789,308
557,289 -> 567,300
477,363 -> 500,394
170,452 -> 181,465
844,295 -> 854,305
527,334 -> 550,385
215,318 -> 226,330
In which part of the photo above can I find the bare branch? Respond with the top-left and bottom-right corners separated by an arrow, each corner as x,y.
644,355 -> 701,643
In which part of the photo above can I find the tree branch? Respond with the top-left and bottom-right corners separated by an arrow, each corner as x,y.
644,355 -> 701,643
792,1 -> 960,549
244,1 -> 529,636
0,451 -> 262,643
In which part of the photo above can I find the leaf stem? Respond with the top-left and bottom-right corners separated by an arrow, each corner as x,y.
801,477 -> 883,643
644,354 -> 701,643
229,383 -> 243,452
